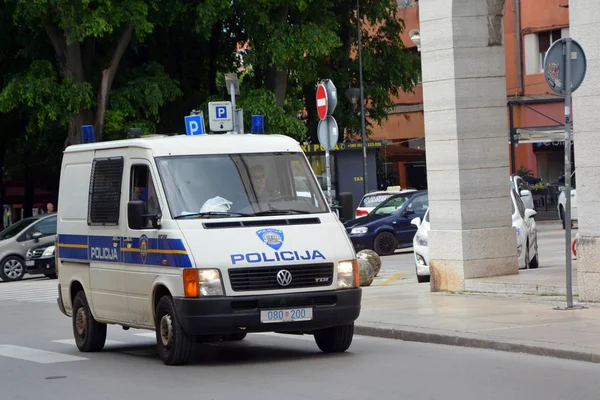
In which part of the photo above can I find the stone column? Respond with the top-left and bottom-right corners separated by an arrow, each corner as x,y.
420,0 -> 519,292
570,1 -> 600,301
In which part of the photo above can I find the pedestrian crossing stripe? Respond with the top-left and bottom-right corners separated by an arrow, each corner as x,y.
0,345 -> 87,364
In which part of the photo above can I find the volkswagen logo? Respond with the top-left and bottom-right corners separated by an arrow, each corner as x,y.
276,269 -> 293,287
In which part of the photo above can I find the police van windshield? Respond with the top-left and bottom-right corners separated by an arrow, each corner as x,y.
156,153 -> 329,218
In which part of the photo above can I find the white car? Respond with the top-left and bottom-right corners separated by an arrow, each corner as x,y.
411,188 -> 539,283
558,189 -> 577,229
510,175 -> 534,210
355,188 -> 416,218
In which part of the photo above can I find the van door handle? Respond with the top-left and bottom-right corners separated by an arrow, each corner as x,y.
123,238 -> 133,245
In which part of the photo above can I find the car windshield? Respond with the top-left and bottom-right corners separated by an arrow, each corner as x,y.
156,152 -> 329,218
372,195 -> 411,216
0,217 -> 37,240
424,209 -> 430,222
360,193 -> 394,207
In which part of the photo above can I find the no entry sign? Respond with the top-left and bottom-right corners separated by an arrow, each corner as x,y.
316,84 -> 328,120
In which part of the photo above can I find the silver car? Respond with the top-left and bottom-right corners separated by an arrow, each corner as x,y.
0,213 -> 57,282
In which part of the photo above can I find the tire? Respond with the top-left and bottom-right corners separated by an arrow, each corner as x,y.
222,332 -> 247,341
155,296 -> 194,366
72,291 -> 107,352
0,256 -> 25,282
560,207 -> 566,230
416,269 -> 430,283
373,232 -> 397,256
314,323 -> 354,353
523,241 -> 530,269
529,240 -> 539,269
45,273 -> 57,279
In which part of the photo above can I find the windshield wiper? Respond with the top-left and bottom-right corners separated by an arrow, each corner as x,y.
253,209 -> 311,216
174,211 -> 251,219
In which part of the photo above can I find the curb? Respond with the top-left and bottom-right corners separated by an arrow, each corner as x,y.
355,325 -> 600,364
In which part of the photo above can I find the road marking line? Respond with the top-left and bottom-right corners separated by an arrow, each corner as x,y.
379,272 -> 404,286
53,339 -> 126,346
0,345 -> 87,364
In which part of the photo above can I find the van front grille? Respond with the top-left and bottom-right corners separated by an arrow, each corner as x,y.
228,263 -> 334,292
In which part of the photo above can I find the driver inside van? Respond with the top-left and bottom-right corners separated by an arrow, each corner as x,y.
249,164 -> 278,204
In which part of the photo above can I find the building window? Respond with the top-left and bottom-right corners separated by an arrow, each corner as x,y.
539,29 -> 562,72
524,28 -> 566,75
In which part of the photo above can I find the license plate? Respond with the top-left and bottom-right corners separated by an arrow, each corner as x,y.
25,260 -> 35,266
260,308 -> 313,323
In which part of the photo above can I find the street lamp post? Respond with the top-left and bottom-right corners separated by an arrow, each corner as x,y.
356,0 -> 368,195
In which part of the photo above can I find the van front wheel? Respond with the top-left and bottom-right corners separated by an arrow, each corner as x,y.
72,291 -> 107,352
155,296 -> 194,365
314,323 -> 354,353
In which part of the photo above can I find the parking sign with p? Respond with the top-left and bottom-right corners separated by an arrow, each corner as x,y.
208,101 -> 233,132
184,114 -> 205,136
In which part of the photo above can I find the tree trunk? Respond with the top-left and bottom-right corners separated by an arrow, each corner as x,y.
264,5 -> 289,107
208,21 -> 223,96
94,22 -> 135,142
23,164 -> 34,219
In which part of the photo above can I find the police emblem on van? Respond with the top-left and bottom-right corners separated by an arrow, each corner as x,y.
256,229 -> 284,251
140,235 -> 148,264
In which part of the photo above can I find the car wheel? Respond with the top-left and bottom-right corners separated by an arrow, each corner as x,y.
314,323 -> 354,353
155,295 -> 194,366
560,206 -> 566,230
72,291 -> 107,352
0,256 -> 25,282
529,239 -> 539,269
373,232 -> 397,256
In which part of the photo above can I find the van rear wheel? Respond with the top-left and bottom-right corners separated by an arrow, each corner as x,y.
155,296 -> 194,365
314,323 -> 354,353
72,291 -> 107,352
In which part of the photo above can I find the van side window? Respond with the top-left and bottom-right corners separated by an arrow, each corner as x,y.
88,157 -> 124,226
130,165 -> 160,229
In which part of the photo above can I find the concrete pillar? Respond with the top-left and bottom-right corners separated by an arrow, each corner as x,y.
420,0 -> 519,292
570,1 -> 600,301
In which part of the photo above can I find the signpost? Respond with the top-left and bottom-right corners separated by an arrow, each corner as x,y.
316,80 -> 339,205
208,101 -> 233,132
184,112 -> 205,136
544,37 -> 587,311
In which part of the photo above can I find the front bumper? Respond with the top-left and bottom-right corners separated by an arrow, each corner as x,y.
25,258 -> 56,275
173,288 -> 362,336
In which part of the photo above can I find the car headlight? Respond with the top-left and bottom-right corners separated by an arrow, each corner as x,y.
26,249 -> 33,260
42,246 -> 56,257
415,233 -> 428,247
337,260 -> 359,289
198,269 -> 224,296
351,226 -> 368,235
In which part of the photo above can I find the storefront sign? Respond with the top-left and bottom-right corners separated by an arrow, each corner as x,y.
302,141 -> 384,153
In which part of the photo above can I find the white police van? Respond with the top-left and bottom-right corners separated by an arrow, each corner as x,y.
55,133 -> 361,365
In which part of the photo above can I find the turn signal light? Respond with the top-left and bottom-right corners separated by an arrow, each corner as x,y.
183,269 -> 199,297
352,259 -> 359,288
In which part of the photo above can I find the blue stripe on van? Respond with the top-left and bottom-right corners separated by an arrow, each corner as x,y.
57,234 -> 192,268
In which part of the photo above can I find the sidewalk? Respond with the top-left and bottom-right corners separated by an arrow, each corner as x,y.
355,281 -> 600,363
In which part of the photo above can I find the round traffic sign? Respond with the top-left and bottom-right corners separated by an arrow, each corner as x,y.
317,115 -> 339,151
572,237 -> 577,258
544,38 -> 587,95
316,84 -> 328,120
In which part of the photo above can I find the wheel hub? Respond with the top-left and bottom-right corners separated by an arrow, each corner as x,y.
75,307 -> 87,336
160,314 -> 173,348
4,260 -> 23,279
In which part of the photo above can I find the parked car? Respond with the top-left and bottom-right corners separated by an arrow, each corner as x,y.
510,175 -> 534,210
411,188 -> 538,283
558,188 -> 577,229
25,244 -> 56,279
354,188 -> 417,219
0,213 -> 57,282
345,191 -> 429,255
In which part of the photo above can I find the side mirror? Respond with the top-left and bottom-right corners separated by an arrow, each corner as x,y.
410,217 -> 421,227
525,209 -> 537,219
32,231 -> 42,242
520,189 -> 532,197
128,201 -> 146,230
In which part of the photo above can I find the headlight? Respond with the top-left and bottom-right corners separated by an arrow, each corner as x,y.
42,246 -> 56,257
351,226 -> 368,235
415,233 -> 428,247
26,249 -> 33,260
337,260 -> 359,289
198,269 -> 224,296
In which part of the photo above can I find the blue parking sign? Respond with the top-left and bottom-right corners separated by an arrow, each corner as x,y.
215,106 -> 227,119
184,114 -> 205,135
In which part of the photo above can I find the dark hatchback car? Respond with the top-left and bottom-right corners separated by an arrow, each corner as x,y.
344,191 -> 429,256
25,244 -> 56,279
